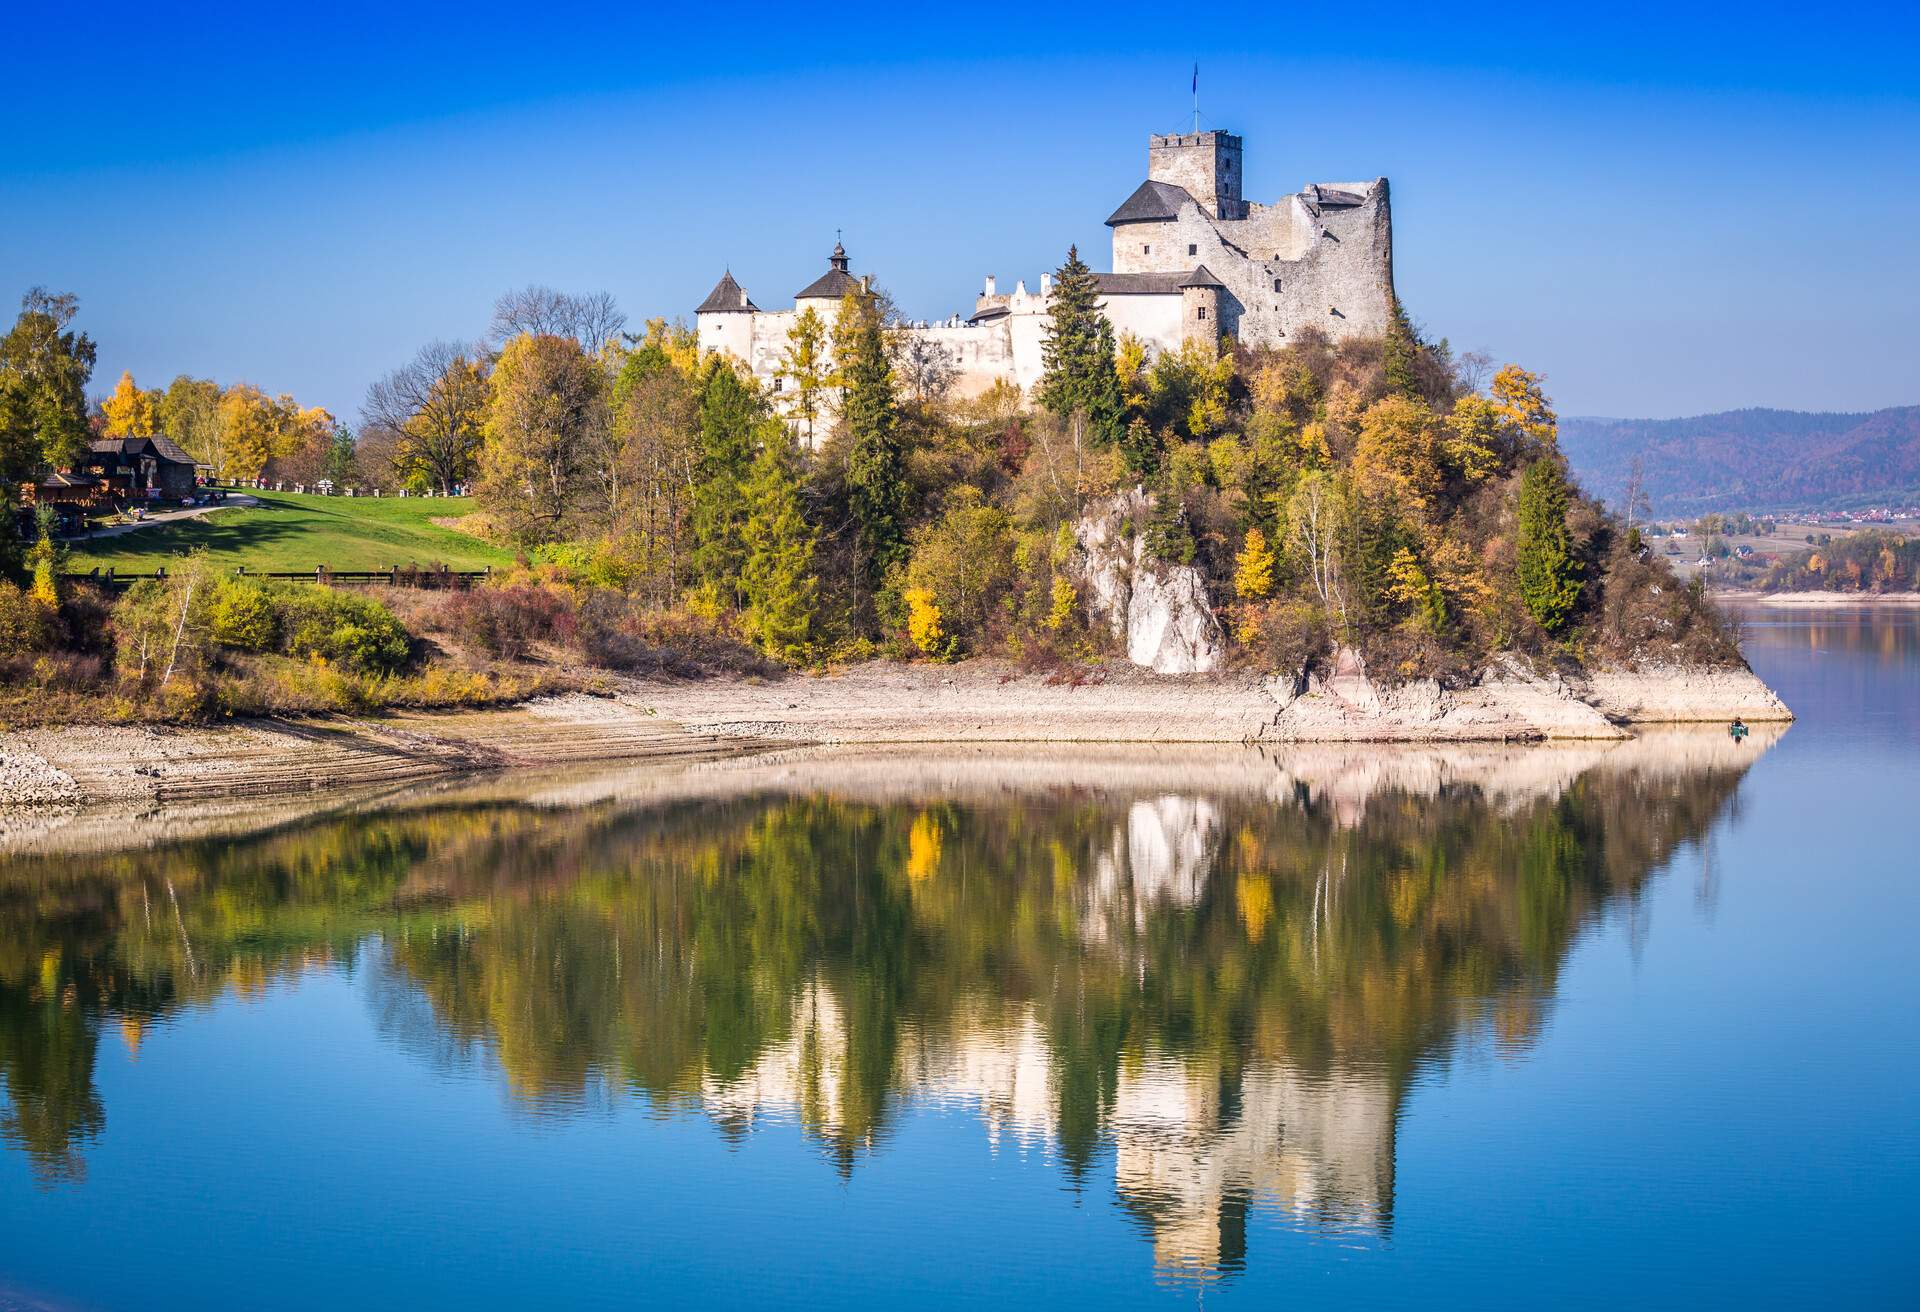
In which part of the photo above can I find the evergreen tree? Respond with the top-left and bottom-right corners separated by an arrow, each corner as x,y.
692,361 -> 761,601
1036,246 -> 1123,447
739,429 -> 819,662
1382,296 -> 1420,398
840,294 -> 909,585
1515,458 -> 1582,635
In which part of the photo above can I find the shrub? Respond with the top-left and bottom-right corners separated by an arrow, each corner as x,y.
433,583 -> 576,660
278,588 -> 412,674
209,580 -> 280,651
0,581 -> 55,652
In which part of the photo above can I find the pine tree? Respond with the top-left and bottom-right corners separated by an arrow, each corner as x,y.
739,428 -> 819,662
1382,296 -> 1419,398
1515,458 -> 1582,635
691,361 -> 761,602
1037,246 -> 1124,448
841,294 -> 909,585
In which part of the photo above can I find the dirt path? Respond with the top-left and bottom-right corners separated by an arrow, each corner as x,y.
80,493 -> 259,540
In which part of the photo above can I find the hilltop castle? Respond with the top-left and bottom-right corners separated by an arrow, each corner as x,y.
696,129 -> 1393,412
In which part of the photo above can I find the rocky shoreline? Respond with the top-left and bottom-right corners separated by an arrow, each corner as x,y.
0,657 -> 1791,813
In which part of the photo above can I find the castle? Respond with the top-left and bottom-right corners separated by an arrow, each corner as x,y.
696,129 -> 1393,414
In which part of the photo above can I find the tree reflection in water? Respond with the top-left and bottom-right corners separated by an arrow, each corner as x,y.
0,732 -> 1772,1280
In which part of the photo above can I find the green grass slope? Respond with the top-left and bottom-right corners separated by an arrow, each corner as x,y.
64,491 -> 515,574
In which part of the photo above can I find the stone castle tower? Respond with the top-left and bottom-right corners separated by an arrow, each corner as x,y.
696,127 -> 1394,425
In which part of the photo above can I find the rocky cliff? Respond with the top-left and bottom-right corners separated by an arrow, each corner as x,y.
1073,489 -> 1224,675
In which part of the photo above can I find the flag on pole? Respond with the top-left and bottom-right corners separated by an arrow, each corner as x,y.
1192,63 -> 1198,96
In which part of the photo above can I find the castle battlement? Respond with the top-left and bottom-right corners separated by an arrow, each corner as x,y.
695,127 -> 1394,438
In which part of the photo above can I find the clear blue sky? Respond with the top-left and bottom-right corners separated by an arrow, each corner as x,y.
3,1 -> 1915,423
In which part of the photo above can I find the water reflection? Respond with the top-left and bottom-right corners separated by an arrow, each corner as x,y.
0,732 -> 1775,1280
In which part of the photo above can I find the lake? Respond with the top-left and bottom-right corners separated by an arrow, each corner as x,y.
2,607 -> 1915,1308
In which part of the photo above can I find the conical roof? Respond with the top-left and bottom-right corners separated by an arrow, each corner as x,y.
697,271 -> 756,314
797,241 -> 861,301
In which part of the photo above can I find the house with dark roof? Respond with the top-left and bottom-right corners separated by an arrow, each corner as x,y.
695,126 -> 1392,425
71,436 -> 203,500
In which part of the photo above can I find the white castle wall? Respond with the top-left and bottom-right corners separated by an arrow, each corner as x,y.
693,130 -> 1394,423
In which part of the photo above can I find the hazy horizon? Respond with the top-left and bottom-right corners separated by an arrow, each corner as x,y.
4,1 -> 1915,425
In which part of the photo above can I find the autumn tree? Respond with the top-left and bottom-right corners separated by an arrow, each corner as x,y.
0,288 -> 95,483
477,333 -> 606,543
603,347 -> 700,600
100,371 -> 161,436
1036,246 -> 1123,450
214,385 -> 276,481
776,307 -> 831,446
839,290 -> 909,585
1515,458 -> 1581,635
739,428 -> 819,661
362,341 -> 490,494
1234,526 -> 1275,600
904,488 -> 1018,653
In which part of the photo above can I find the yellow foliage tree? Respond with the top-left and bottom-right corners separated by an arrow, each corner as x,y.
216,385 -> 277,480
905,586 -> 945,656
1490,365 -> 1557,450
1234,526 -> 1275,600
100,370 -> 160,437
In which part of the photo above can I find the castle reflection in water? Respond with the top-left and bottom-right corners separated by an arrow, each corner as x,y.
0,732 -> 1771,1281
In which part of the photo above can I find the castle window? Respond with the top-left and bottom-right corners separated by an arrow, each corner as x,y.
1142,244 -> 1151,254
1196,307 -> 1207,320
1273,278 -> 1283,292
772,377 -> 784,392
1187,243 -> 1197,256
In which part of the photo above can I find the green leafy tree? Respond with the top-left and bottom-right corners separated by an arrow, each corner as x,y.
0,288 -> 96,483
840,293 -> 909,585
1036,246 -> 1124,450
1515,458 -> 1581,634
156,376 -> 223,469
739,429 -> 820,662
692,360 -> 762,601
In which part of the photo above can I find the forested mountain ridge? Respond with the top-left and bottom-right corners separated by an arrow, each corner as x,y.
1560,406 -> 1920,515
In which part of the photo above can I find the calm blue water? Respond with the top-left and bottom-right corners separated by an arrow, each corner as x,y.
2,607 -> 1915,1308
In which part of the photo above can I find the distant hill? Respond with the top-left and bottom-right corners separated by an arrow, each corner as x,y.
1559,406 -> 1920,516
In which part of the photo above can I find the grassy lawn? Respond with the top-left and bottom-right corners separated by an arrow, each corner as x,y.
64,491 -> 516,574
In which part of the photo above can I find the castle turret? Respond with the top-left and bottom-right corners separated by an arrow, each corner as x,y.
795,240 -> 862,317
695,270 -> 756,361
1149,131 -> 1244,220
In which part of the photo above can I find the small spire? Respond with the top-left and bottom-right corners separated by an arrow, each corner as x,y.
830,233 -> 848,272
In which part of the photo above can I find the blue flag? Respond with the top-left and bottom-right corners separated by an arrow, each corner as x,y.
1192,63 -> 1198,95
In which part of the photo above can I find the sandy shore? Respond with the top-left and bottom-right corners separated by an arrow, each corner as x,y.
0,724 -> 1786,859
0,659 -> 1791,814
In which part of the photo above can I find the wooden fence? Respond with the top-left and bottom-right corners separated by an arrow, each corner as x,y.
61,564 -> 493,592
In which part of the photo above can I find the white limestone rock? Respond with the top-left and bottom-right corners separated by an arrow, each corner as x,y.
1073,490 -> 1224,675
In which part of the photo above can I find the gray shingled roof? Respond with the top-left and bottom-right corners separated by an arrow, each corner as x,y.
89,435 -> 203,466
696,271 -> 756,314
1178,265 -> 1225,289
1092,271 -> 1188,296
1105,179 -> 1194,226
795,267 -> 862,301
